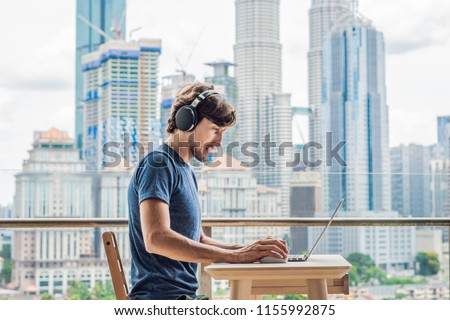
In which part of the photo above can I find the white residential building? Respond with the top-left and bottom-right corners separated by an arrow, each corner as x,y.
82,38 -> 161,170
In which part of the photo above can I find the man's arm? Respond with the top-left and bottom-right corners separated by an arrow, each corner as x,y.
200,228 -> 244,250
140,198 -> 288,263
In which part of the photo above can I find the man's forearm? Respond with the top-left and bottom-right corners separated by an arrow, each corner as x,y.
145,229 -> 238,263
200,235 -> 244,250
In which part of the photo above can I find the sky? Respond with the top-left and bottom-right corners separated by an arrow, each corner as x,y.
0,0 -> 449,205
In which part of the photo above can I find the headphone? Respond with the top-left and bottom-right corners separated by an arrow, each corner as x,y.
175,89 -> 220,132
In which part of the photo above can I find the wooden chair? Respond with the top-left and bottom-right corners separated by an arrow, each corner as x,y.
102,231 -> 129,300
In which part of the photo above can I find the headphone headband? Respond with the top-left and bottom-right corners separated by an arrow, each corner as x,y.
191,90 -> 220,108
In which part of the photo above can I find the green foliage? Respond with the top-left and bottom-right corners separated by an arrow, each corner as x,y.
214,288 -> 227,296
284,294 -> 308,300
0,244 -> 12,284
415,251 -> 440,276
394,293 -> 407,300
91,281 -> 115,300
41,292 -> 55,300
346,253 -> 387,285
67,281 -> 92,300
262,294 -> 277,300
67,280 -> 116,300
382,277 -> 415,285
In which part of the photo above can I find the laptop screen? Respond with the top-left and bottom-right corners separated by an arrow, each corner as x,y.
305,199 -> 344,259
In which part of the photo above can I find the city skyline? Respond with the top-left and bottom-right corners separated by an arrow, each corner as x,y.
0,0 -> 450,205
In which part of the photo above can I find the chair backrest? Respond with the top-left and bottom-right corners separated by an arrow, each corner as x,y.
102,231 -> 129,300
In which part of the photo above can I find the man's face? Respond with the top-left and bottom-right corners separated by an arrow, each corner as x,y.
188,118 -> 227,163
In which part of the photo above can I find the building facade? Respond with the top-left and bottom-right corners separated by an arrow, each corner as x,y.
12,129 -> 98,294
12,129 -> 133,295
321,10 -> 391,213
197,154 -> 288,245
204,60 -> 238,153
82,39 -> 161,170
76,0 -> 126,158
308,0 -> 349,164
390,144 -> 432,217
290,171 -> 322,254
234,0 -> 292,214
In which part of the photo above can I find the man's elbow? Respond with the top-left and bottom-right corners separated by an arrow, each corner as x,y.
144,231 -> 165,254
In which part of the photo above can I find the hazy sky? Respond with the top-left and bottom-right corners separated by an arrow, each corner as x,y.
0,0 -> 449,205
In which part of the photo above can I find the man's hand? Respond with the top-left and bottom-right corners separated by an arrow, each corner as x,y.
231,238 -> 290,263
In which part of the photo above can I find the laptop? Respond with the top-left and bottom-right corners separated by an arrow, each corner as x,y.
287,199 -> 344,262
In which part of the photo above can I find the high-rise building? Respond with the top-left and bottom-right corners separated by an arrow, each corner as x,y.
308,0 -> 348,164
430,159 -> 449,217
204,60 -> 238,153
12,129 -> 133,295
12,128 -> 97,294
390,144 -> 432,217
76,0 -> 127,158
197,154 -> 288,245
436,116 -> 450,235
310,211 -> 415,273
290,171 -> 322,254
437,116 -> 450,158
321,7 -> 391,213
234,0 -> 282,147
160,73 -> 196,141
234,0 -> 292,214
261,93 -> 293,214
82,39 -> 161,170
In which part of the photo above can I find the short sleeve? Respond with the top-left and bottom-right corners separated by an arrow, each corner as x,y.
136,152 -> 177,205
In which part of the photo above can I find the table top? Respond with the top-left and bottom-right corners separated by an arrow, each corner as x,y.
205,255 -> 352,281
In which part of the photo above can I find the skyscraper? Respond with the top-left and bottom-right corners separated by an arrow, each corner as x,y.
234,0 -> 282,148
390,144 -> 432,217
321,7 -> 391,213
82,38 -> 161,171
234,0 -> 292,214
13,128 -> 96,294
437,116 -> 450,158
204,60 -> 238,153
308,0 -> 348,164
12,128 -> 132,295
76,0 -> 127,158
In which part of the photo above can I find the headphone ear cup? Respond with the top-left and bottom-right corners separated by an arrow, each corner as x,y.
175,105 -> 197,131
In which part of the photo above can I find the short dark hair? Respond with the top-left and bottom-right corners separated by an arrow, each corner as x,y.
166,82 -> 236,134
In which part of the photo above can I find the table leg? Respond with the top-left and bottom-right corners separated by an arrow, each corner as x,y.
230,280 -> 252,300
306,279 -> 328,300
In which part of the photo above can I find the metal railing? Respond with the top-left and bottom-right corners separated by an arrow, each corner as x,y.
1,217 -> 449,299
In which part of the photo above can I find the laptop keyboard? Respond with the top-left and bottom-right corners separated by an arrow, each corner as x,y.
287,254 -> 307,262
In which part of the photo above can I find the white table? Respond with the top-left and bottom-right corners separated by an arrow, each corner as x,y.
205,255 -> 352,300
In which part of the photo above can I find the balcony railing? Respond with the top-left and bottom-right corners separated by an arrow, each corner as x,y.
1,217 -> 450,299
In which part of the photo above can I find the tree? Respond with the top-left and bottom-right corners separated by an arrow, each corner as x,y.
415,251 -> 440,276
67,281 -> 92,300
91,281 -> 115,300
0,244 -> 12,285
346,252 -> 387,285
284,294 -> 308,300
41,292 -> 55,300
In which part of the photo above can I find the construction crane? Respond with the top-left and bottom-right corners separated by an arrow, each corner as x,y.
77,14 -> 112,41
110,2 -> 127,39
175,26 -> 206,82
77,3 -> 126,41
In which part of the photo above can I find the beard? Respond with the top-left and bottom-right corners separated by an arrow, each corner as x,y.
190,143 -> 209,163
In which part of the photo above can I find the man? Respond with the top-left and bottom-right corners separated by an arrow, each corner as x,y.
128,82 -> 289,300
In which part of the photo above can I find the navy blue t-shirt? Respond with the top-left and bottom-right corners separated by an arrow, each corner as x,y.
127,143 -> 202,300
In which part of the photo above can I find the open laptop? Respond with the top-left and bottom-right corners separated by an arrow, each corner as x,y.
287,199 -> 344,262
